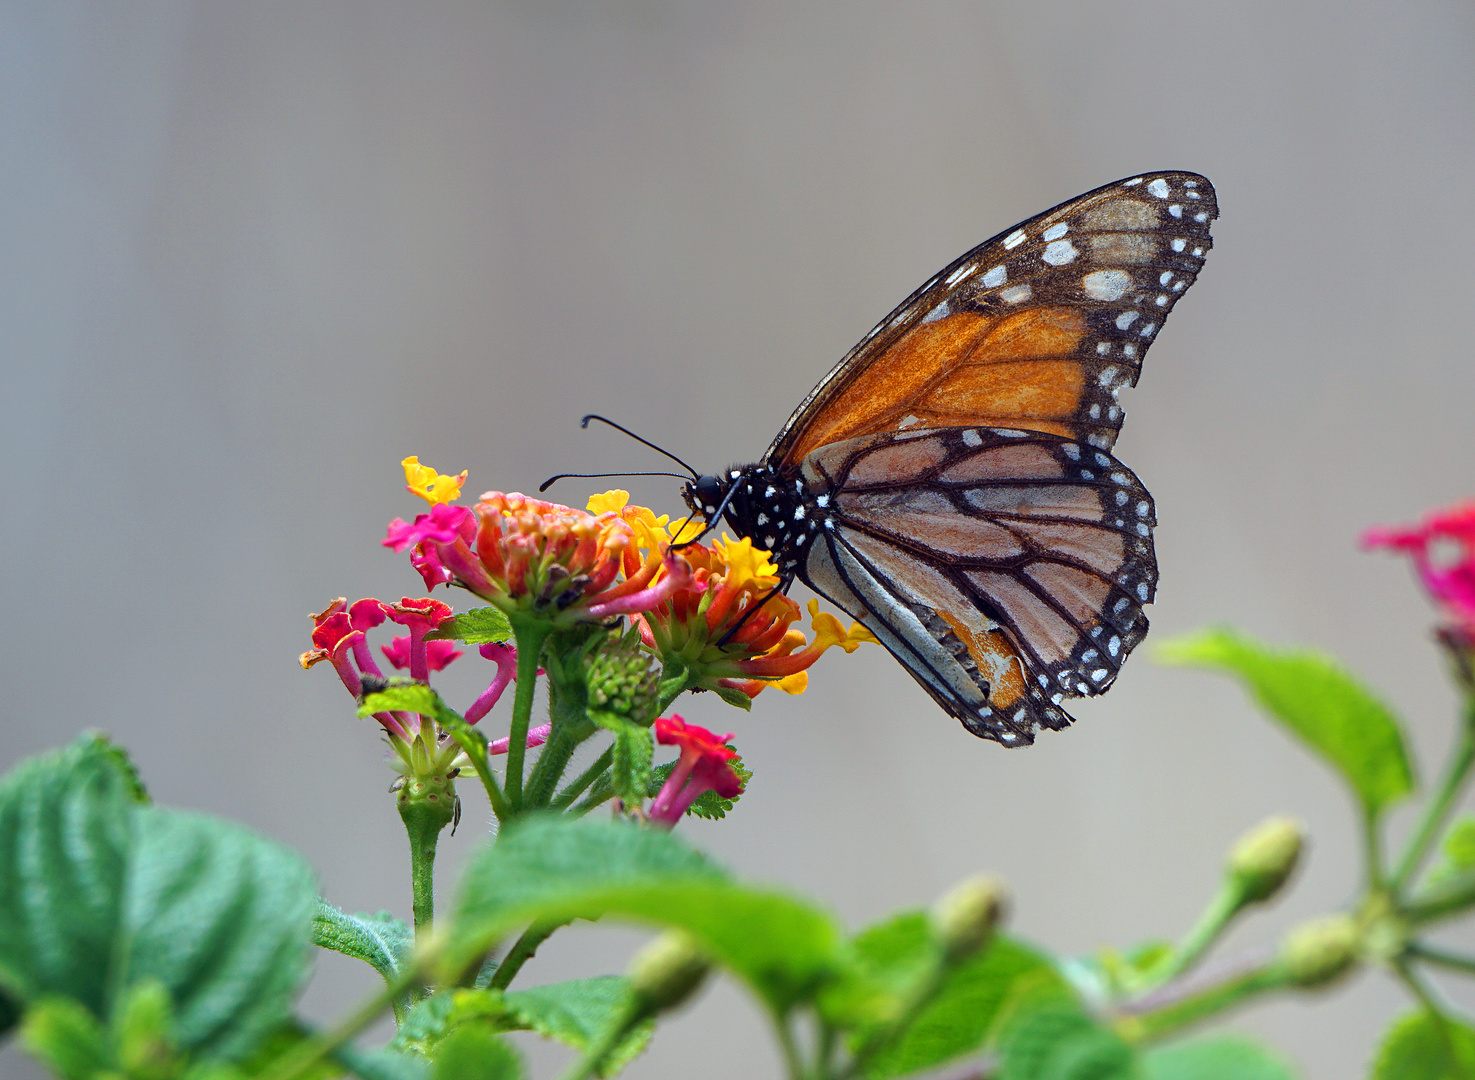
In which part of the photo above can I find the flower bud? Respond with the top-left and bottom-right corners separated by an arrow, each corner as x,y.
1280,913 -> 1358,988
932,874 -> 1008,962
628,930 -> 711,1014
1226,816 -> 1304,904
585,631 -> 660,720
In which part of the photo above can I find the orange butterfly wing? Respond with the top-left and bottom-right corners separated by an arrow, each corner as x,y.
767,172 -> 1216,469
768,172 -> 1215,743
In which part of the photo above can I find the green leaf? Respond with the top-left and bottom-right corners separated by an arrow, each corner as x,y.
0,735 -> 137,1013
426,607 -> 514,646
1426,818 -> 1475,888
1159,628 -> 1414,820
331,1041 -> 433,1080
432,1025 -> 525,1080
314,901 -> 414,985
20,995 -> 110,1080
842,912 -> 1067,1079
1369,1008 -> 1475,1080
592,714 -> 653,808
687,755 -> 751,821
361,681 -> 449,721
997,1001 -> 1139,1080
1143,1035 -> 1300,1080
712,684 -> 754,710
121,806 -> 318,1059
451,816 -> 845,1012
505,976 -> 653,1075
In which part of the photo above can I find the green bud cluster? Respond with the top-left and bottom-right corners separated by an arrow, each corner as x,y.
628,930 -> 711,1014
932,874 -> 1008,963
584,631 -> 660,721
1226,815 -> 1304,904
1280,913 -> 1358,988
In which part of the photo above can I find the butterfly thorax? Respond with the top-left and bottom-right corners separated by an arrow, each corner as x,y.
684,464 -> 826,577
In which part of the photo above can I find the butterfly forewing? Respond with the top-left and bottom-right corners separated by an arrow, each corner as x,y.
766,172 -> 1216,469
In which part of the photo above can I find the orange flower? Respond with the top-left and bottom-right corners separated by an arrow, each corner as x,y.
636,531 -> 875,701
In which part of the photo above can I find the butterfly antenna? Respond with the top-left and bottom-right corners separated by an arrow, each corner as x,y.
538,470 -> 689,493
581,414 -> 700,480
670,477 -> 744,552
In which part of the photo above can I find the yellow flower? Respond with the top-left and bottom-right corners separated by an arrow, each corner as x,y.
402,456 -> 468,505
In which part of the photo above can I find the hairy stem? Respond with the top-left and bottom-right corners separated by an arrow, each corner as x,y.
551,746 -> 615,810
505,619 -> 552,812
1120,961 -> 1289,1044
1135,884 -> 1244,992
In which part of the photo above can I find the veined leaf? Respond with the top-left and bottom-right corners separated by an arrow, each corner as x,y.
1159,628 -> 1414,820
451,816 -> 845,1013
313,901 -> 414,985
425,607 -> 514,645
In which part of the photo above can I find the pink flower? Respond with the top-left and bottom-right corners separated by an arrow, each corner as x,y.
648,715 -> 744,826
382,636 -> 463,673
1364,501 -> 1475,642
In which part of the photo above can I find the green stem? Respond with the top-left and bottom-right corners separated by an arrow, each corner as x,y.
1405,868 -> 1475,926
1392,720 -> 1475,893
1134,883 -> 1245,993
505,619 -> 552,812
1120,961 -> 1289,1044
1393,959 -> 1461,1064
551,746 -> 614,810
407,819 -> 438,944
1362,806 -> 1387,893
490,920 -> 570,990
1407,941 -> 1475,976
524,678 -> 593,808
772,1011 -> 807,1080
840,963 -> 952,1080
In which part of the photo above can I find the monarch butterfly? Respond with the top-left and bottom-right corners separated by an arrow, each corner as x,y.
683,172 -> 1217,745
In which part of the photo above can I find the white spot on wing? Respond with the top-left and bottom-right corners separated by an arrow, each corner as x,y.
1042,222 -> 1069,241
1083,269 -> 1131,301
1042,239 -> 1079,266
920,300 -> 950,323
1146,178 -> 1171,198
961,429 -> 983,447
1003,229 -> 1027,249
1116,310 -> 1139,329
944,264 -> 974,287
1000,284 -> 1032,303
981,264 -> 1007,287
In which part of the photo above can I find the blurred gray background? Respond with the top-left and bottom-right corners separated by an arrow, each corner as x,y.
3,3 -> 1473,1078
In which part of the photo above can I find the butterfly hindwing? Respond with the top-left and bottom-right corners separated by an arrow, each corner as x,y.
766,172 -> 1216,469
795,426 -> 1154,743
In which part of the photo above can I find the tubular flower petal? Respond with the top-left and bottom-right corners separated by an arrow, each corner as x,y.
382,635 -> 463,673
638,533 -> 875,699
300,597 -> 407,739
1364,501 -> 1475,647
649,715 -> 744,825
402,456 -> 468,505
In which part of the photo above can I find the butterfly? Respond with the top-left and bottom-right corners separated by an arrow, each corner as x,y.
682,172 -> 1217,745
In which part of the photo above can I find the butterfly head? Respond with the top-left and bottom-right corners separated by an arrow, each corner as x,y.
683,472 -> 730,522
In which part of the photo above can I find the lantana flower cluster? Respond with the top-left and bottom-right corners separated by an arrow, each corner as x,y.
303,456 -> 876,827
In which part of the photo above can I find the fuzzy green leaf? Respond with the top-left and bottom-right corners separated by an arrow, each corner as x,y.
425,607 -> 514,645
686,753 -> 751,821
1369,1008 -> 1475,1080
1159,628 -> 1414,820
1142,1035 -> 1300,1079
361,681 -> 451,722
712,684 -> 754,710
122,806 -> 318,1059
997,1001 -> 1138,1080
842,912 -> 1066,1079
313,901 -> 414,984
451,816 -> 844,1012
505,977 -> 652,1075
0,736 -> 137,1013
591,714 -> 654,808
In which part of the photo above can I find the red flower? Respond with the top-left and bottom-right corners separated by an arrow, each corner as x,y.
648,715 -> 744,825
1364,501 -> 1475,644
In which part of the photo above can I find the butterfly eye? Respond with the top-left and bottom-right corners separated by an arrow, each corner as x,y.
690,475 -> 725,516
